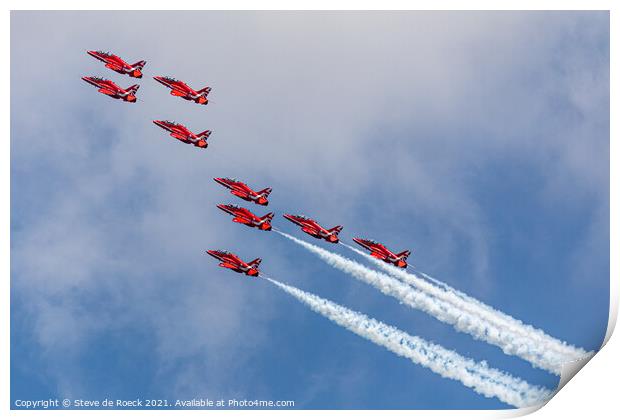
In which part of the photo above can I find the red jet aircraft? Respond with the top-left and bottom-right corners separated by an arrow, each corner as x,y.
213,178 -> 272,206
283,214 -> 343,243
217,204 -> 274,231
153,76 -> 211,105
353,238 -> 411,268
82,77 -> 139,102
87,50 -> 146,78
206,250 -> 261,277
153,120 -> 212,148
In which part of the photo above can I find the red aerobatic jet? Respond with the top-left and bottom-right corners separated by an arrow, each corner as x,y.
213,178 -> 272,206
153,76 -> 211,105
82,77 -> 139,102
153,120 -> 212,148
217,204 -> 274,231
353,238 -> 411,268
283,214 -> 343,243
206,250 -> 261,277
87,50 -> 146,78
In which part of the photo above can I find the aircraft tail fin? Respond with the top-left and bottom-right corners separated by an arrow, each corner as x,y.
197,130 -> 212,140
248,258 -> 262,269
328,225 -> 343,234
261,212 -> 275,222
197,86 -> 212,97
126,84 -> 140,94
258,187 -> 272,198
131,60 -> 146,70
396,250 -> 411,260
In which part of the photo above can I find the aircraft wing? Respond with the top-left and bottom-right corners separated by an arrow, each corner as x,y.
219,262 -> 238,269
371,251 -> 388,259
232,217 -> 251,224
98,88 -> 117,96
105,62 -> 124,71
231,190 -> 250,199
302,227 -> 320,236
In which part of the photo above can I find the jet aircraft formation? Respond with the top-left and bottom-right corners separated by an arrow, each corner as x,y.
81,49 -> 412,277
79,50 -> 582,410
82,50 -> 214,148
209,175 -> 412,276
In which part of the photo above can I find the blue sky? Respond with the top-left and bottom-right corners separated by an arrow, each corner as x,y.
11,11 -> 609,409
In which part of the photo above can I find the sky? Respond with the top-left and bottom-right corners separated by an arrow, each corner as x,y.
10,11 -> 609,409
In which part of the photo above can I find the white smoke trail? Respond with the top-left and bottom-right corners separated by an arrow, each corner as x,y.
262,275 -> 552,408
275,230 -> 577,375
341,242 -> 590,363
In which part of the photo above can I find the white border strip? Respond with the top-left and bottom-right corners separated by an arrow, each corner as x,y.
3,2 -> 616,420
